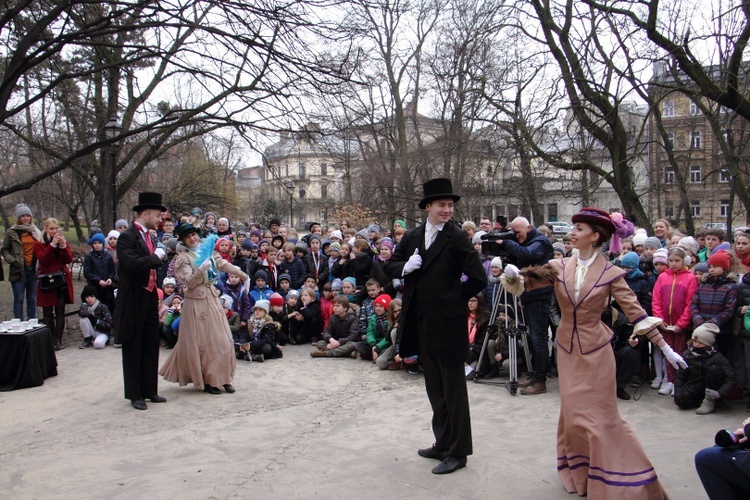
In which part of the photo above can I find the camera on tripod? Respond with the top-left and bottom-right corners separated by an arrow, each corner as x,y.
480,215 -> 517,264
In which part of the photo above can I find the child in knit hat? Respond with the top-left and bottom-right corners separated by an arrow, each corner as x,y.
674,323 -> 735,415
78,285 -> 113,349
356,293 -> 392,361
690,250 -> 738,356
246,300 -> 282,362
83,232 -> 116,313
652,248 -> 669,275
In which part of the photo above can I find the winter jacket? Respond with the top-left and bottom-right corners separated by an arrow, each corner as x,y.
278,256 -> 306,289
652,267 -> 698,330
320,296 -> 333,328
83,249 -> 116,287
358,297 -> 374,339
79,300 -> 113,334
322,310 -> 359,344
370,259 -> 396,297
1,227 -> 39,281
690,274 -> 738,335
366,313 -> 390,353
675,347 -> 735,398
249,285 -> 273,309
303,250 -> 329,288
623,274 -> 653,315
330,257 -> 352,280
225,283 -> 251,322
294,299 -> 323,338
499,228 -> 553,303
351,251 -> 373,286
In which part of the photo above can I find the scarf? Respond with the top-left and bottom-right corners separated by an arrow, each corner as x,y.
467,312 -> 477,344
11,223 -> 43,241
689,345 -> 716,359
250,316 -> 267,334
88,299 -> 100,313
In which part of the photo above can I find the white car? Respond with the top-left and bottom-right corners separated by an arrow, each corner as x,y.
547,221 -> 574,235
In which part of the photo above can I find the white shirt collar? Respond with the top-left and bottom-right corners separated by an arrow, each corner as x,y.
425,220 -> 445,232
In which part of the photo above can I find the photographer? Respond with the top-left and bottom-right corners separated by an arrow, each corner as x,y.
494,216 -> 554,395
695,417 -> 750,499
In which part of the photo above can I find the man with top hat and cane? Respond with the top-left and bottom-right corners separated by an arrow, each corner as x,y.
385,178 -> 487,474
115,192 -> 168,410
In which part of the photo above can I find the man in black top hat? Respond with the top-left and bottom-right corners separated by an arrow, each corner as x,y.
385,178 -> 487,474
115,192 -> 168,410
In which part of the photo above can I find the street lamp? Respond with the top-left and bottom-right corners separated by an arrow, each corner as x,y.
287,180 -> 295,228
104,117 -> 122,228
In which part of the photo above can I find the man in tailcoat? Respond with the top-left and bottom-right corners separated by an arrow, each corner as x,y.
385,178 -> 487,474
115,192 -> 168,410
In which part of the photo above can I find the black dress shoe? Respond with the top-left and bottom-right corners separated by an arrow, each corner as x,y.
418,446 -> 449,461
203,385 -> 221,395
223,384 -> 236,393
148,395 -> 167,403
131,399 -> 148,410
432,456 -> 467,474
617,387 -> 631,400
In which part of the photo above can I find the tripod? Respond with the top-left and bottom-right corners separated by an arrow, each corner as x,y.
471,281 -> 532,395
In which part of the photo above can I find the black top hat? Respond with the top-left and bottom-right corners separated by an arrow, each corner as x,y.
174,222 -> 201,240
418,178 -> 461,209
132,192 -> 167,212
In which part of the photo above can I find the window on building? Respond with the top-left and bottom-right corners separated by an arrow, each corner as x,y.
691,130 -> 702,149
321,185 -> 327,199
690,165 -> 702,183
547,203 -> 558,222
719,168 -> 731,183
691,200 -> 701,217
663,100 -> 675,117
664,205 -> 675,218
664,167 -> 674,184
486,165 -> 493,176
664,132 -> 675,147
299,187 -> 306,199
320,163 -> 327,176
285,164 -> 289,177
298,163 -> 306,180
690,101 -> 699,115
720,200 -> 730,217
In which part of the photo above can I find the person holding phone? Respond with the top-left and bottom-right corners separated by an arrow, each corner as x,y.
695,417 -> 750,499
34,218 -> 74,350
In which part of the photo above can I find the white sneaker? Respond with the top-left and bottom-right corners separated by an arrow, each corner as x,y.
650,377 -> 662,389
658,382 -> 674,395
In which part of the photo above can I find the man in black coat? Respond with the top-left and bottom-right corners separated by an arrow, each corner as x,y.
115,192 -> 168,410
385,178 -> 487,475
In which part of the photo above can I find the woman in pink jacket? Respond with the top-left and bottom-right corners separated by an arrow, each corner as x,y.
651,247 -> 698,395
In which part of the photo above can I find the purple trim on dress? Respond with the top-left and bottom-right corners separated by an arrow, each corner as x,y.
590,465 -> 655,476
588,474 -> 659,487
557,454 -> 589,461
632,313 -> 648,324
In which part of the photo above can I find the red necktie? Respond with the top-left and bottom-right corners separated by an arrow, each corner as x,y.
144,232 -> 154,254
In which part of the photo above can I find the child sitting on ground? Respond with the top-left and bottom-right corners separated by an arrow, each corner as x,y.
288,287 -> 322,345
310,295 -> 359,358
268,293 -> 287,345
78,285 -> 113,349
674,323 -> 735,415
320,282 -> 334,328
357,294 -> 391,361
247,299 -> 282,362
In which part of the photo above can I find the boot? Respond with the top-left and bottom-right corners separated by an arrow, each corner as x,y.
79,337 -> 93,349
54,338 -> 64,351
695,397 -> 716,415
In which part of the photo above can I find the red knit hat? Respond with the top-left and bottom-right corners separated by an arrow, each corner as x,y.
708,250 -> 731,271
269,292 -> 284,308
374,294 -> 391,310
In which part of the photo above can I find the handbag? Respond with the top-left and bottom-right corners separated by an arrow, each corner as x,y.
38,271 -> 66,291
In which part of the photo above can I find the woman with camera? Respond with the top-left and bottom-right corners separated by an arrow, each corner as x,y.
695,417 -> 750,499
34,218 -> 74,350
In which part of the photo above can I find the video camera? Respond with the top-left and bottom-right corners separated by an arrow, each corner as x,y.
480,215 -> 517,264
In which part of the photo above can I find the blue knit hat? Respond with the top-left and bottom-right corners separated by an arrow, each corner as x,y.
88,233 -> 106,246
343,277 -> 357,288
619,251 -> 640,270
694,262 -> 708,274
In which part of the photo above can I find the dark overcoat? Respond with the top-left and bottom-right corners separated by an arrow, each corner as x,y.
114,226 -> 163,344
385,222 -> 486,367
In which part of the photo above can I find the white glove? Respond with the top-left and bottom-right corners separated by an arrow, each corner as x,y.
503,263 -> 520,280
153,248 -> 166,260
403,249 -> 422,275
661,344 -> 688,370
198,259 -> 212,272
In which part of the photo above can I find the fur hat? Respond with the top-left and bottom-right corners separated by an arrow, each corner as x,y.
374,294 -> 391,310
269,218 -> 281,227
708,250 -> 731,271
643,237 -> 662,250
269,293 -> 284,308
652,248 -> 668,266
253,299 -> 270,314
691,322 -> 719,346
15,204 -> 32,219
